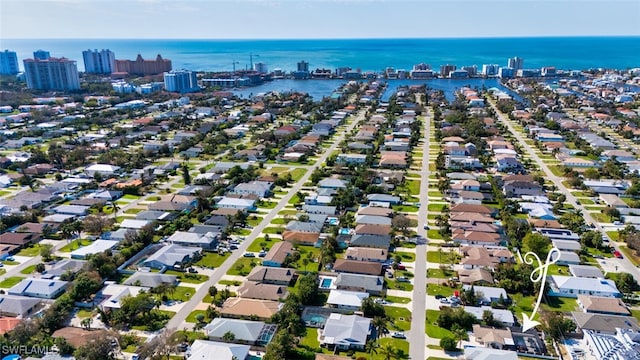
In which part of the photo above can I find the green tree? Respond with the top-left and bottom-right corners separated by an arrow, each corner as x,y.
540,310 -> 576,340
222,331 -> 236,342
440,336 -> 457,351
372,316 -> 389,340
182,163 -> 191,185
297,273 -> 319,305
615,272 -> 640,296
74,332 -> 116,360
39,243 -> 54,262
365,340 -> 378,360
378,343 -> 398,360
522,233 -> 551,259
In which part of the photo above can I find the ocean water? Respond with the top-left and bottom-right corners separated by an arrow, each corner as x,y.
3,37 -> 639,73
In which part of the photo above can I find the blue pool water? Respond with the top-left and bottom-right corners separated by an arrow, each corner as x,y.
339,228 -> 350,235
328,218 -> 339,225
320,278 -> 333,288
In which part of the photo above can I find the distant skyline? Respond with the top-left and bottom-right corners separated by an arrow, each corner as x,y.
1,0 -> 639,40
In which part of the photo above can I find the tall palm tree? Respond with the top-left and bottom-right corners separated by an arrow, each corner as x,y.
365,340 -> 378,360
372,316 -> 389,340
378,343 -> 397,360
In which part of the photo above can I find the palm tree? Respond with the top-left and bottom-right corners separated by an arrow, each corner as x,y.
372,316 -> 389,340
453,326 -> 468,349
80,317 -> 92,330
107,200 -> 120,219
378,343 -> 397,360
365,340 -> 378,360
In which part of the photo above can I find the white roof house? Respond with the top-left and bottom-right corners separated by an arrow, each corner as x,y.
216,197 -> 256,211
326,290 -> 369,310
8,278 -> 69,299
569,265 -> 604,279
320,313 -> 371,350
464,347 -> 518,360
462,285 -> 508,305
84,163 -> 122,176
186,340 -> 250,360
119,219 -> 151,229
98,283 -> 146,310
70,239 -> 119,259
548,275 -> 621,298
464,306 -> 515,327
142,244 -> 202,270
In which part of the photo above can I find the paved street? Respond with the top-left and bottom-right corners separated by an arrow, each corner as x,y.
409,106 -> 430,360
165,107 -> 367,330
489,99 -> 640,283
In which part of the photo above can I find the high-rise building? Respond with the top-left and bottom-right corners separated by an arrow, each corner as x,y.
439,64 -> 456,77
0,50 -> 19,75
253,62 -> 268,74
462,65 -> 478,76
114,54 -> 172,76
164,69 -> 199,93
33,50 -> 50,60
82,49 -> 115,74
498,67 -> 515,79
482,64 -> 499,76
508,56 -> 524,70
23,57 -> 80,90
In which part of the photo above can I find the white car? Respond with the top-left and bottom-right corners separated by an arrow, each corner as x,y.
391,332 -> 406,339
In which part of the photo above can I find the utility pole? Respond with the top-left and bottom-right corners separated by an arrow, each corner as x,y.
232,61 -> 239,73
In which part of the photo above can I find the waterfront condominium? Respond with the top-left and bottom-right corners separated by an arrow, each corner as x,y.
115,54 -> 172,76
33,49 -> 51,60
163,69 -> 199,93
0,50 -> 19,75
82,49 -> 116,74
23,57 -> 80,90
508,56 -> 524,70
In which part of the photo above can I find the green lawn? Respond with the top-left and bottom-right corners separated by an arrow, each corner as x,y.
247,238 -> 280,252
219,279 -> 241,286
427,268 -> 455,279
619,246 -> 640,266
231,228 -> 251,236
510,294 -> 537,321
278,210 -> 297,216
185,310 -> 208,323
427,203 -> 447,212
405,180 -> 421,196
427,283 -> 459,297
124,208 -> 145,214
20,265 -> 37,275
258,201 -> 278,209
246,216 -> 263,227
167,286 -> 195,301
384,295 -> 411,304
392,204 -> 419,213
227,258 -> 260,276
590,213 -> 612,223
542,297 -> 577,313
393,251 -> 416,262
164,270 -> 209,284
270,218 -> 291,225
299,327 -> 320,350
385,278 -> 414,291
427,251 -> 460,264
123,194 -> 141,200
631,309 -> 640,323
59,239 -> 93,252
76,309 -> 94,319
427,230 -> 444,240
195,252 -> 230,268
0,276 -> 24,288
385,306 -> 412,331
427,191 -> 443,198
293,245 -> 322,271
426,310 -> 453,339
17,245 -> 41,257
289,168 -> 307,181
262,227 -> 284,234
607,231 -> 620,241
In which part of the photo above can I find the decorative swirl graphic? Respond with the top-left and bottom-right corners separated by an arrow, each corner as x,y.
517,247 -> 561,331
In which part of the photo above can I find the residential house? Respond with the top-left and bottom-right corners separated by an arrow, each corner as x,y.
216,197 -> 256,211
0,233 -> 40,247
70,240 -> 120,259
472,324 -> 515,350
0,294 -> 41,318
44,259 -> 87,277
282,231 -> 320,245
459,268 -> 494,286
233,181 -> 273,198
320,314 -> 371,350
334,273 -> 384,296
123,272 -> 178,288
302,205 -> 336,215
186,340 -> 250,360
553,251 -> 581,265
246,266 -> 295,286
8,278 -> 68,299
326,290 -> 369,310
286,221 -> 323,233
349,234 -> 391,249
318,178 -> 347,189
569,265 -> 604,279
141,244 -> 202,270
462,285 -> 508,305
332,259 -> 382,276
97,284 -> 145,310
84,164 -> 122,177
465,306 -> 515,327
552,239 -> 582,252
355,215 -> 392,226
577,295 -> 630,316
219,297 -> 282,321
344,247 -> 388,262
548,276 -> 621,298
463,347 -> 518,360
167,231 -> 218,250
366,193 -> 401,205
262,241 -> 293,267
572,312 -> 640,335
460,247 -> 514,270
204,318 -> 277,346
237,282 -> 289,301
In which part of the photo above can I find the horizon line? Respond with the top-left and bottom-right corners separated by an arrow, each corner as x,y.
4,34 -> 640,41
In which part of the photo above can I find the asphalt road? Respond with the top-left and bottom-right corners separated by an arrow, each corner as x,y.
409,106 -> 431,360
489,99 -> 640,283
165,107 -> 367,330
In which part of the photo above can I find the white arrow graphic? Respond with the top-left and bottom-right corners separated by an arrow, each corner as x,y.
516,247 -> 561,332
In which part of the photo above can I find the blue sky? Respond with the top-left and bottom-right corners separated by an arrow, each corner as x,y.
1,0 -> 639,39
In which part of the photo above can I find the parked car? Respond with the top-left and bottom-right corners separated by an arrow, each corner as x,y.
396,264 -> 406,270
243,252 -> 255,258
439,298 -> 450,304
391,332 -> 406,339
614,250 -> 623,259
258,251 -> 267,258
434,294 -> 445,299
397,277 -> 410,283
